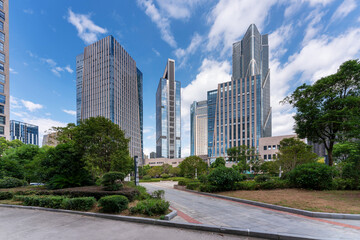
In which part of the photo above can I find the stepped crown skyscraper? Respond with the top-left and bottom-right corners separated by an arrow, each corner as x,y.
208,24 -> 271,158
76,36 -> 143,159
156,59 -> 181,158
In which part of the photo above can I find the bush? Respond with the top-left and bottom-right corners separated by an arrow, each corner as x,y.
186,182 -> 200,190
98,195 -> 129,213
160,173 -> 170,179
130,199 -> 169,216
199,184 -> 217,192
0,191 -> 13,200
234,179 -> 290,190
48,188 -> 139,201
288,162 -> 335,190
178,179 -> 192,186
198,174 -> 208,184
62,197 -> 96,211
207,167 -> 245,191
151,190 -> 164,199
13,195 -> 26,201
21,195 -> 65,209
142,175 -> 151,180
333,178 -> 359,190
135,185 -> 151,200
0,177 -> 27,188
101,172 -> 125,191
254,175 -> 271,183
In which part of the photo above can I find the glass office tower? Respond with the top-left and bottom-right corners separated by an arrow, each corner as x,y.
209,24 -> 271,158
10,120 -> 39,145
76,36 -> 143,160
190,100 -> 208,156
156,59 -> 181,158
0,0 -> 9,139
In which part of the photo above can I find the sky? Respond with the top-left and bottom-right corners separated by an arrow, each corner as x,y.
9,0 -> 360,157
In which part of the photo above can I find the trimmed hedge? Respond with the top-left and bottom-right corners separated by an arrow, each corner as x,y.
186,182 -> 200,190
0,191 -> 13,200
130,199 -> 169,216
62,197 -> 96,211
101,172 -> 125,191
0,177 -> 27,188
98,195 -> 129,213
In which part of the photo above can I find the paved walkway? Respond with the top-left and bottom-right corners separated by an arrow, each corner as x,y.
0,207 -> 261,240
141,182 -> 360,240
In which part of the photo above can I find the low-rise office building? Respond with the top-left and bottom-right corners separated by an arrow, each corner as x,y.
144,157 -> 184,167
258,135 -> 299,161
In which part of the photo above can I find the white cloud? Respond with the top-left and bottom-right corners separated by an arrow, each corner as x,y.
284,0 -> 334,18
21,100 -> 43,112
302,9 -> 325,45
207,0 -> 277,53
155,0 -> 204,20
137,0 -> 177,47
174,33 -> 203,67
65,65 -> 74,73
10,68 -> 18,74
331,0 -> 357,22
67,9 -> 108,45
152,48 -> 160,56
269,23 -> 293,59
23,9 -> 34,14
63,109 -> 76,116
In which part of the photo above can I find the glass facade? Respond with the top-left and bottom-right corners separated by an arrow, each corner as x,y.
208,24 -> 271,158
190,100 -> 208,156
156,59 -> 181,158
10,120 -> 39,145
137,68 -> 144,160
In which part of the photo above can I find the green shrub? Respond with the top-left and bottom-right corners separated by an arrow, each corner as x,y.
160,173 -> 170,179
101,172 -> 125,191
234,179 -> 290,190
333,178 -> 359,190
186,182 -> 200,190
130,199 -> 169,216
98,195 -> 129,213
254,175 -> 271,183
208,167 -> 245,191
199,184 -> 217,192
151,190 -> 164,199
288,162 -> 335,190
38,196 -> 65,209
48,188 -> 139,201
62,197 -> 96,211
13,195 -> 26,201
0,191 -> 13,200
134,185 -> 151,200
0,177 -> 27,188
178,179 -> 193,186
198,174 -> 208,184
234,181 -> 259,190
142,175 -> 151,180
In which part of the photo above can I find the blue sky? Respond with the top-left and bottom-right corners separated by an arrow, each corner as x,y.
9,0 -> 360,156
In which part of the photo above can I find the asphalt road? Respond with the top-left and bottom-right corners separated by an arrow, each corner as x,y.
141,181 -> 360,240
0,207 -> 261,240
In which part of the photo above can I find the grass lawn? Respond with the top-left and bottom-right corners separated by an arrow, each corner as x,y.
217,189 -> 360,214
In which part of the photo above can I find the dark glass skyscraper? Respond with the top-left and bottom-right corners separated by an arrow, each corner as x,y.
156,59 -> 181,158
76,36 -> 143,159
209,24 -> 271,158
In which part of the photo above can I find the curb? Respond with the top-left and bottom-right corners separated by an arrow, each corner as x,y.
178,188 -> 360,220
164,209 -> 177,220
0,204 -> 318,240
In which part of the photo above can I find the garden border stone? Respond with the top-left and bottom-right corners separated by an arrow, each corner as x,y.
176,187 -> 360,220
164,208 -> 177,220
0,204 -> 317,240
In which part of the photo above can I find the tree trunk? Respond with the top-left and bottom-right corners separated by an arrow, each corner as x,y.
328,144 -> 334,166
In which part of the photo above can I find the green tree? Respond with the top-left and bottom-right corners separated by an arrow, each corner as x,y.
210,157 -> 226,168
178,156 -> 207,179
0,138 -> 23,156
333,141 -> 360,184
278,137 -> 318,173
169,167 -> 181,177
283,60 -> 360,166
138,165 -> 151,177
147,166 -> 163,178
227,145 -> 259,173
260,161 -> 279,176
162,163 -> 172,174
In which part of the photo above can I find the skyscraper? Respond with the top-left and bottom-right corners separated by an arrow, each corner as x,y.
10,120 -> 39,145
190,100 -> 208,156
0,0 -> 9,139
76,35 -> 143,159
209,24 -> 271,158
156,59 -> 181,158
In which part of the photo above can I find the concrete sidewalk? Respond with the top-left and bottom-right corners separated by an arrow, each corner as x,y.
141,182 -> 360,240
0,207 -> 261,240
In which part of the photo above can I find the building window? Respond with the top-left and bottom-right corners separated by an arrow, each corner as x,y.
268,154 -> 271,160
0,32 -> 4,42
0,21 -> 3,31
0,126 -> 3,135
0,1 -> 3,10
277,145 -> 280,149
0,52 -> 4,62
0,105 -> 3,114
0,11 -> 5,21
0,94 -> 4,104
268,145 -> 271,150
0,42 -> 3,51
0,115 -> 5,124
273,145 -> 276,149
0,84 -> 3,93
263,146 -> 267,150
0,73 -> 4,83
264,155 -> 267,160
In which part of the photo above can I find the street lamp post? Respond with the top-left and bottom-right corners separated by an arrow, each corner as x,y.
134,156 -> 139,186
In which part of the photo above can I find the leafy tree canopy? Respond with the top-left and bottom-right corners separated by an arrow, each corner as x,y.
210,157 -> 226,168
178,156 -> 207,179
